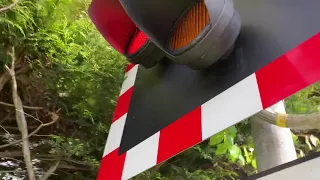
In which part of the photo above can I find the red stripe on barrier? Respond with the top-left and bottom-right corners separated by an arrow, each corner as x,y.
157,106 -> 202,163
256,33 -> 320,109
125,63 -> 135,73
97,148 -> 126,180
112,87 -> 133,123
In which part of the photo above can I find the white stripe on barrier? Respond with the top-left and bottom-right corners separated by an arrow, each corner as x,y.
120,65 -> 139,95
201,74 -> 263,140
103,114 -> 127,157
122,132 -> 160,180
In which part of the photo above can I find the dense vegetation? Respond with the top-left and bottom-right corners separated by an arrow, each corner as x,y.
0,0 -> 319,179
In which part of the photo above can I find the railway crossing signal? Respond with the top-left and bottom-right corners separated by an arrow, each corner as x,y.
89,0 -> 320,179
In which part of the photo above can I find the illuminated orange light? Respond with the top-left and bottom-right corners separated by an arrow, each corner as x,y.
170,0 -> 210,50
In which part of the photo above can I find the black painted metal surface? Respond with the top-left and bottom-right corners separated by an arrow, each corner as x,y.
119,0 -> 320,154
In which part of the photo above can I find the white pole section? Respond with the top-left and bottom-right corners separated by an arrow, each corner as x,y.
251,101 -> 297,172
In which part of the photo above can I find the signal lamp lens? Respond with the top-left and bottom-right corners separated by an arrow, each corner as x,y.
89,0 -> 166,69
88,0 -> 136,54
170,0 -> 210,50
127,30 -> 148,55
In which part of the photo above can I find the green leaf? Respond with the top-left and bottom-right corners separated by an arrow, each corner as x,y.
225,135 -> 234,150
0,17 -> 26,37
251,157 -> 257,169
171,164 -> 183,174
209,132 -> 224,146
226,126 -> 237,137
228,145 -> 241,162
243,146 -> 252,163
238,154 -> 245,166
291,133 -> 299,145
215,143 -> 228,155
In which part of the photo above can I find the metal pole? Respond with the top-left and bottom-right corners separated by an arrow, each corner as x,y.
251,101 -> 297,172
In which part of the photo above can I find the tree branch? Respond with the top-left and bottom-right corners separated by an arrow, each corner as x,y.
0,101 -> 43,110
0,72 -> 10,92
40,161 -> 60,180
0,0 -> 20,12
0,125 -> 39,130
0,112 -> 59,149
257,109 -> 320,130
0,151 -> 93,171
58,163 -> 92,171
0,150 -> 23,157
0,124 -> 10,134
5,46 -> 35,180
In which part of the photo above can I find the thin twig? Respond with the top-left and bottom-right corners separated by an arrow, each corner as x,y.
0,101 -> 43,110
0,124 -> 10,134
33,134 -> 54,137
0,133 -> 53,137
0,151 -> 93,171
0,0 -> 20,12
58,169 -> 76,177
36,112 -> 40,121
0,112 -> 59,149
0,55 -> 29,93
58,163 -> 92,171
16,109 -> 43,124
0,150 -> 22,157
40,161 -> 60,180
0,125 -> 38,130
0,72 -> 10,92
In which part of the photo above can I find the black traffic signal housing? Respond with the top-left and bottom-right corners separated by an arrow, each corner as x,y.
119,0 -> 241,69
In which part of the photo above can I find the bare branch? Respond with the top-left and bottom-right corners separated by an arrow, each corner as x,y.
0,125 -> 38,130
0,151 -> 93,171
0,150 -> 22,157
0,0 -> 20,12
0,112 -> 59,149
40,161 -> 60,180
5,47 -> 35,180
1,62 -> 29,93
257,109 -> 320,130
16,109 -> 43,124
0,101 -> 43,110
58,163 -> 92,171
0,125 -> 10,134
0,72 -> 10,92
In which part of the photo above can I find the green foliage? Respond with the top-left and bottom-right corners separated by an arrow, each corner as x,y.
209,126 -> 255,169
1,0 -> 319,179
285,83 -> 320,158
285,83 -> 320,114
0,0 -> 126,179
